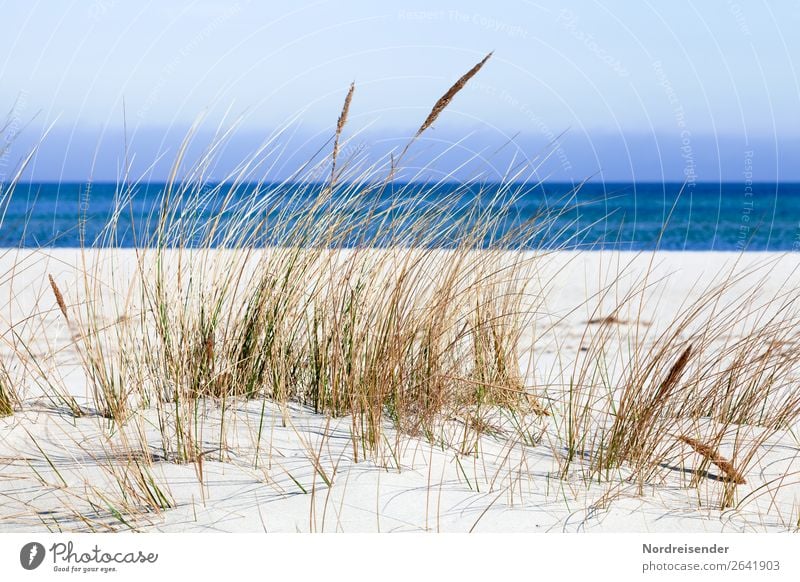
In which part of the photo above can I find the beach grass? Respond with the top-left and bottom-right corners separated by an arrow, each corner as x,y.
1,56 -> 800,531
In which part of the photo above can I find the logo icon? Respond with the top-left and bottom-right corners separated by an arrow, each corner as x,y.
20,542 -> 46,570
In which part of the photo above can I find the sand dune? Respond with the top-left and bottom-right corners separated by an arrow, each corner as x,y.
1,249 -> 799,532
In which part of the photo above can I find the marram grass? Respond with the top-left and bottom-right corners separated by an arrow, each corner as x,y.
0,56 -> 799,530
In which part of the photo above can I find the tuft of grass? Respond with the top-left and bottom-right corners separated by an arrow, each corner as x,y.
552,252 -> 800,512
62,53 -> 549,467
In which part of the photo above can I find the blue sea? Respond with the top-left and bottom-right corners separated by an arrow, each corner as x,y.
1,182 -> 799,250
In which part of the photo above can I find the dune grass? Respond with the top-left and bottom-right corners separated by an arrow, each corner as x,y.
59,52 -> 557,467
0,373 -> 15,416
0,56 -> 799,531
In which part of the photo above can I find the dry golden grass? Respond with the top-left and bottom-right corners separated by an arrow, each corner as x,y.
678,434 -> 746,485
415,51 -> 493,138
48,274 -> 69,322
331,81 -> 354,183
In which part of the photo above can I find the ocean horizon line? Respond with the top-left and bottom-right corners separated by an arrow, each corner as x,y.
4,180 -> 800,187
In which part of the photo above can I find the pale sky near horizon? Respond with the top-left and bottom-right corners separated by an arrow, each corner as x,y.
2,0 -> 799,182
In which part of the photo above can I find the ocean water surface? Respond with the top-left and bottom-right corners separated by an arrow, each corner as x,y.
1,182 -> 798,250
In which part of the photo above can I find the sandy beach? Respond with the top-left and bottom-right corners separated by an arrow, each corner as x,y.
1,248 -> 798,533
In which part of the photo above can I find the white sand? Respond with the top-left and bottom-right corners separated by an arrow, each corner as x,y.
1,249 -> 799,532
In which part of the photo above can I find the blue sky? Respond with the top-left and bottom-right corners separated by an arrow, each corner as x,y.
2,0 -> 799,182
